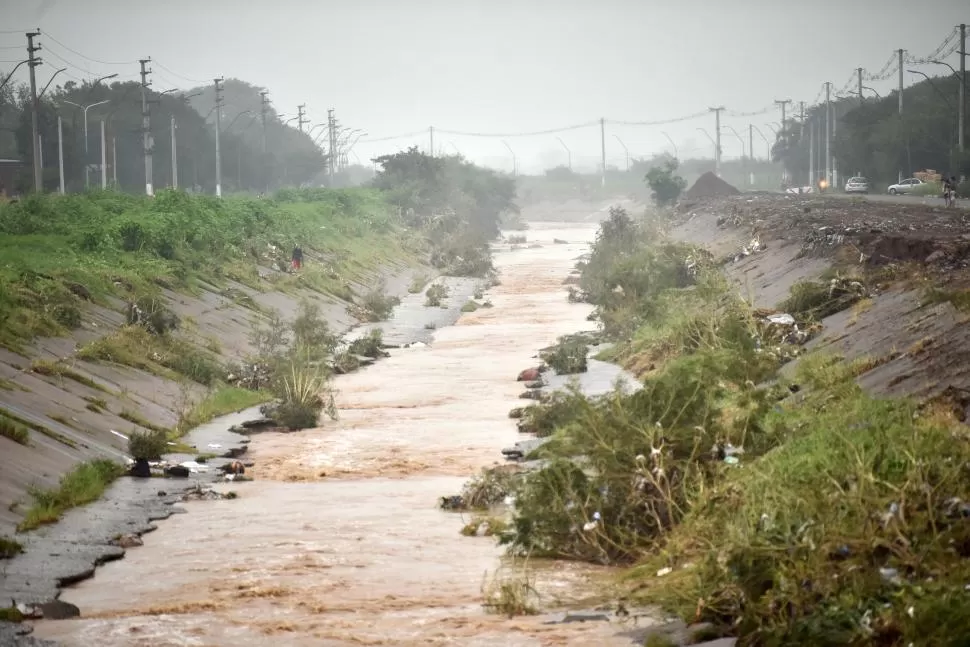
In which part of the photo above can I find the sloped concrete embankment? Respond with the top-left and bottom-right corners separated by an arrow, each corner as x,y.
672,194 -> 970,402
0,258 -> 427,538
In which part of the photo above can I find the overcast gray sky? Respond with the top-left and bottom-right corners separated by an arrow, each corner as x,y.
2,0 -> 967,173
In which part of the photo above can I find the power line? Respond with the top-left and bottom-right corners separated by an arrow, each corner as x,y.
358,129 -> 428,143
153,60 -> 207,85
436,121 -> 598,137
41,31 -> 134,65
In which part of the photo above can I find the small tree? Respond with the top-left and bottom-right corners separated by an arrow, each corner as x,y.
644,158 -> 687,206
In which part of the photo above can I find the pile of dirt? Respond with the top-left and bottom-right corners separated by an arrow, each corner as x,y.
684,172 -> 740,200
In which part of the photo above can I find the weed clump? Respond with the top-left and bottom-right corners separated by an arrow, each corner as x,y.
541,335 -> 589,375
0,415 -> 30,445
481,564 -> 540,617
0,536 -> 23,559
425,283 -> 450,307
18,459 -> 124,531
353,281 -> 400,322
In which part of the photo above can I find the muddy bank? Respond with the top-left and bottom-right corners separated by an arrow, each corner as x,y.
671,192 -> 970,401
28,222 -> 669,647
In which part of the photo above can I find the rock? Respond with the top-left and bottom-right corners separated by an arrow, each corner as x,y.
165,465 -> 190,478
519,390 -> 544,400
37,600 -> 80,620
524,380 -> 545,389
129,458 -> 151,478
508,407 -> 525,419
221,460 -> 246,475
560,611 -> 610,623
553,238 -> 568,244
113,533 -> 143,548
926,250 -> 945,263
517,367 -> 541,382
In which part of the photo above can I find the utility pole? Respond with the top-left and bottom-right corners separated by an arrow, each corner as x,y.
27,30 -> 42,192
709,107 -> 724,176
959,23 -> 966,155
214,77 -> 224,197
57,115 -> 64,194
748,124 -> 754,161
857,67 -> 864,107
139,57 -> 153,196
774,99 -> 791,183
809,116 -> 815,189
297,104 -> 307,133
429,126 -> 434,157
112,136 -> 117,187
327,108 -> 335,186
898,48 -> 905,182
613,135 -> 629,171
100,120 -> 107,188
825,82 -> 832,188
259,90 -> 269,192
600,117 -> 606,187
170,115 -> 178,189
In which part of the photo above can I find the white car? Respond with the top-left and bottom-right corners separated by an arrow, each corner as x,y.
888,178 -> 924,195
844,177 -> 870,194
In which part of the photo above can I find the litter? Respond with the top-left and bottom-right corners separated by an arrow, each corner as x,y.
766,313 -> 795,326
207,443 -> 222,450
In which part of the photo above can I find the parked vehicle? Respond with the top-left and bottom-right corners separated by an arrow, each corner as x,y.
888,178 -> 924,195
844,177 -> 870,194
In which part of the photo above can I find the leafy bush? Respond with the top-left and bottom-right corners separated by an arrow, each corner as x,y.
425,283 -> 450,307
645,158 -> 687,206
127,430 -> 168,460
541,336 -> 589,374
357,282 -> 400,322
347,329 -> 385,358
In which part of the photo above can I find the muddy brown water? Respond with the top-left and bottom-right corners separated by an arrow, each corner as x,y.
34,223 -> 653,647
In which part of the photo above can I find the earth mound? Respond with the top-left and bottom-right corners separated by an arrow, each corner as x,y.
684,171 -> 740,199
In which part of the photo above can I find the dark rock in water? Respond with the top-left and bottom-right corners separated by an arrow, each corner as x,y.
129,458 -> 151,478
240,418 -> 276,429
553,238 -> 568,244
221,460 -> 246,475
524,380 -> 545,389
165,465 -> 190,478
157,490 -> 167,496
112,533 -> 144,548
439,495 -> 464,511
508,407 -> 525,419
517,367 -> 541,382
519,390 -> 545,400
554,611 -> 610,624
38,600 -> 80,620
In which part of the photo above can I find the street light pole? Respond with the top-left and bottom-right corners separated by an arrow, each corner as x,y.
555,136 -> 571,170
501,140 -> 516,176
613,135 -> 630,171
661,131 -> 678,159
63,99 -> 110,189
171,115 -> 178,189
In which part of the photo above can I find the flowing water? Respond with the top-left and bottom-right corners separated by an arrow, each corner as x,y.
34,222 -> 651,647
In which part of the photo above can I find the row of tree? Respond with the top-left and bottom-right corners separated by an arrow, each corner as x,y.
773,74 -> 970,187
0,74 -> 333,195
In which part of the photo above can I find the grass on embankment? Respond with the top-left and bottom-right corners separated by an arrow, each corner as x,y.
0,187 -> 422,351
483,205 -> 970,644
17,459 -> 125,532
176,386 -> 272,435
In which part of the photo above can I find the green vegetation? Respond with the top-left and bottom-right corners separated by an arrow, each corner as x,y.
408,273 -> 430,293
0,536 -> 23,559
461,516 -> 510,537
425,283 -> 450,307
127,430 -> 168,461
177,386 -> 273,435
481,564 -> 539,617
372,147 -> 515,277
459,204 -> 970,643
352,281 -> 401,322
540,335 -> 589,375
17,459 -> 124,532
0,407 -> 75,448
644,158 -> 687,206
0,415 -> 30,445
118,410 -> 171,435
507,234 -> 527,245
30,359 -> 110,393
0,189 -> 413,350
461,300 -> 480,313
0,607 -> 23,622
